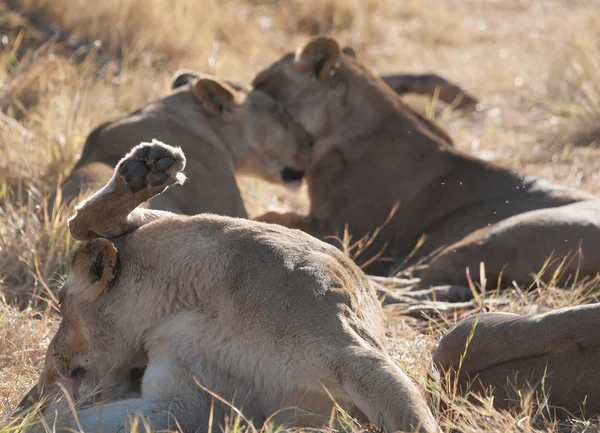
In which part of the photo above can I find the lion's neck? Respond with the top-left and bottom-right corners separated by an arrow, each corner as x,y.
306,112 -> 586,266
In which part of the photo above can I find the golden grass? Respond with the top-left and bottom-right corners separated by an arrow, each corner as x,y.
2,0 -> 600,431
0,302 -> 57,418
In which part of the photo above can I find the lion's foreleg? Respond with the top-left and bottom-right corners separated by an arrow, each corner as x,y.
68,140 -> 186,240
26,398 -> 181,433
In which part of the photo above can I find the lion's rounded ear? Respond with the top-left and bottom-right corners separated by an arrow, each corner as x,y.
342,46 -> 357,58
191,77 -> 242,115
68,238 -> 118,301
171,69 -> 199,89
295,36 -> 341,80
15,383 -> 42,413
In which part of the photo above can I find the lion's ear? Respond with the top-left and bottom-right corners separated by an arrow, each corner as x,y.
191,77 -> 243,115
342,46 -> 357,58
170,69 -> 199,89
295,36 -> 341,80
68,238 -> 118,301
15,383 -> 42,413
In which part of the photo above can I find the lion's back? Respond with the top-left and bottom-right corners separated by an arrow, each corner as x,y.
120,213 -> 386,345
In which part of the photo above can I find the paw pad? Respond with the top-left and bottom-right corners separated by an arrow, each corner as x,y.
118,143 -> 183,193
149,172 -> 168,186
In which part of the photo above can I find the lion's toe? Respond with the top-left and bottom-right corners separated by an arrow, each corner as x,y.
149,172 -> 169,186
118,140 -> 187,194
145,140 -> 186,182
119,160 -> 151,193
148,146 -> 167,161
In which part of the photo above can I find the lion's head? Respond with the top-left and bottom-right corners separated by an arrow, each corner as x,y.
251,36 -> 454,151
179,73 -> 314,185
250,37 -> 371,139
23,239 -> 145,411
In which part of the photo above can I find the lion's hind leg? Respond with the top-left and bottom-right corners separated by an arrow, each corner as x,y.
68,139 -> 186,240
332,344 -> 439,433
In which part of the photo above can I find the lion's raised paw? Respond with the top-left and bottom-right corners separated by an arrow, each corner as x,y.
118,139 -> 186,194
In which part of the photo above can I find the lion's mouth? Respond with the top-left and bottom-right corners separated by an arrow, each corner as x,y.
68,366 -> 86,402
70,377 -> 81,401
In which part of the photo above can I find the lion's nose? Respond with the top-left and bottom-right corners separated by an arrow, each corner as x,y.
281,167 -> 305,182
69,366 -> 86,379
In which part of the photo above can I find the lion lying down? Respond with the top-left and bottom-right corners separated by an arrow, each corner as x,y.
433,304 -> 600,417
252,36 -> 600,296
19,140 -> 439,433
55,73 -> 313,218
56,64 -> 477,218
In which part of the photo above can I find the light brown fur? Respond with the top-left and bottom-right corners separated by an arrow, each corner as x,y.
54,73 -> 313,218
251,36 -> 600,296
379,73 -> 478,110
21,140 -> 439,433
174,58 -> 479,116
432,305 -> 600,417
340,47 -> 479,110
59,62 -> 474,219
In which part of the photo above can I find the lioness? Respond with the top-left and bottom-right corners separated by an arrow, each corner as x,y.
433,304 -> 600,416
20,140 -> 439,433
55,73 -> 313,218
173,62 -> 479,113
58,64 -> 476,217
251,36 -> 600,295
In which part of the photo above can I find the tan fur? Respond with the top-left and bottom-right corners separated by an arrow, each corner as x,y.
23,140 -> 439,433
432,305 -> 600,417
379,73 -> 478,110
251,36 -> 600,294
174,66 -> 478,118
339,45 -> 478,110
55,73 -> 313,218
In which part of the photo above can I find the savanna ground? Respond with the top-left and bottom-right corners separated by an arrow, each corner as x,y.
1,0 -> 600,431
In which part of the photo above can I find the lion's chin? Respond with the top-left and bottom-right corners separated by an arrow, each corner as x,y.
283,180 -> 303,191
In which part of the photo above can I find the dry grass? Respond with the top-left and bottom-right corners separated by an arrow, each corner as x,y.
2,0 -> 600,431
